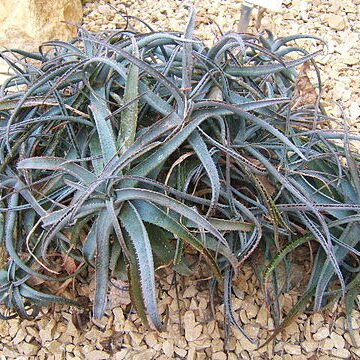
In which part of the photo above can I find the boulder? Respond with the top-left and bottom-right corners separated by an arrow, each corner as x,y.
0,0 -> 83,52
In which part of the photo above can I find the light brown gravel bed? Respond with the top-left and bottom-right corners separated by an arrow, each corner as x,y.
1,1 -> 360,359
2,264 -> 360,359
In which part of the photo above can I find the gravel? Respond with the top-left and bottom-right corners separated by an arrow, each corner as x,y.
1,1 -> 360,359
1,264 -> 360,359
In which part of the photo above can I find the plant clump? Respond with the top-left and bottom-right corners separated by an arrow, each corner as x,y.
0,14 -> 359,344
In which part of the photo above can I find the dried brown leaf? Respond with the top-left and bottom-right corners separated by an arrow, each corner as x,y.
60,254 -> 77,274
108,279 -> 131,309
292,61 -> 318,109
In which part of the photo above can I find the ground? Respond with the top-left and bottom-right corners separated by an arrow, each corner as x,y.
1,0 -> 360,359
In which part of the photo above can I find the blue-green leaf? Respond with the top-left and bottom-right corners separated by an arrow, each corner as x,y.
120,201 -> 164,331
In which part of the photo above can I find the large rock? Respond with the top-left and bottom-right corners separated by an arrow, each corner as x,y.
0,0 -> 83,52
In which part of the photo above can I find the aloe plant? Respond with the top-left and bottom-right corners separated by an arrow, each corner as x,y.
0,15 -> 359,343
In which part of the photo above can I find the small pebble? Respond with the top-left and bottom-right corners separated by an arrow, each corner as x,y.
326,14 -> 346,31
330,332 -> 345,349
283,344 -> 302,355
301,340 -> 318,353
322,337 -> 335,351
331,348 -> 351,359
86,351 -> 110,360
313,327 -> 330,341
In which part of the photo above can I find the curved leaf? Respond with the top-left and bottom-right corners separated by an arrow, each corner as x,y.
93,209 -> 113,318
120,201 -> 164,331
17,157 -> 96,185
188,129 -> 220,216
89,88 -> 118,164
